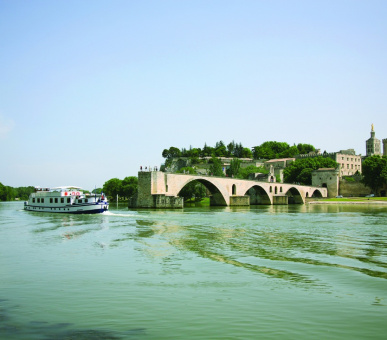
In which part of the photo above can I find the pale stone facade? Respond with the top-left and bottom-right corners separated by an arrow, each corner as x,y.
311,168 -> 339,198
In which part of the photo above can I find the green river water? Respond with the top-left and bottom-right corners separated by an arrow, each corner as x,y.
0,202 -> 387,339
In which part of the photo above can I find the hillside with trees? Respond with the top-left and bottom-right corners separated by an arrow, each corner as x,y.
162,141 -> 317,167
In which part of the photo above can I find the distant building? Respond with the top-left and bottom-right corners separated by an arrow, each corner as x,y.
366,124 -> 382,156
383,139 -> 387,157
296,149 -> 361,177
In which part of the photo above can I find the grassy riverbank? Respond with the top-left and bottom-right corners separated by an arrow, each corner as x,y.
309,197 -> 387,204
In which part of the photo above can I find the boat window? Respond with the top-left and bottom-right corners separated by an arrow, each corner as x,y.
61,198 -> 64,203
79,199 -> 83,203
41,198 -> 44,203
67,198 -> 71,203
55,198 -> 58,203
85,199 -> 88,203
37,198 -> 40,203
50,198 -> 53,203
32,198 -> 35,203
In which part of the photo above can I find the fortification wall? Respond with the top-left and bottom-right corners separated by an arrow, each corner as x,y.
339,180 -> 372,197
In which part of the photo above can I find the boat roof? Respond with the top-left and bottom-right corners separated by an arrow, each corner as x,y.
50,186 -> 83,190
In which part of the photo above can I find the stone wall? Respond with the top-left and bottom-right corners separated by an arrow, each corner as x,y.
339,179 -> 372,197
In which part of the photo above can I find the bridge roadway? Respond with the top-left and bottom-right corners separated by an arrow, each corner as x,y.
132,171 -> 328,208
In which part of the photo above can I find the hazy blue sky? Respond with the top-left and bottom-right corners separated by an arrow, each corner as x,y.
1,0 -> 386,190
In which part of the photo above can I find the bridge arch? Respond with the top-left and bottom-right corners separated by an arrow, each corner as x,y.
244,184 -> 272,205
311,189 -> 323,198
284,187 -> 304,204
176,177 -> 228,206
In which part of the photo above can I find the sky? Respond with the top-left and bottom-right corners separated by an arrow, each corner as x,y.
1,0 -> 386,190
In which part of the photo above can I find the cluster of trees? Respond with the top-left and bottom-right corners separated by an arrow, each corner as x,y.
362,156 -> 387,193
252,141 -> 316,159
0,183 -> 34,201
283,156 -> 338,185
102,176 -> 138,201
162,141 -> 253,164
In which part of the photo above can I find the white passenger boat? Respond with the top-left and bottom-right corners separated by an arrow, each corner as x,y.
24,186 -> 109,214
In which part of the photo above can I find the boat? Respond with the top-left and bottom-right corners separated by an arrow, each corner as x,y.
24,186 -> 109,214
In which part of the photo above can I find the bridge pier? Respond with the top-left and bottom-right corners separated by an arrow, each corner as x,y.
229,195 -> 250,206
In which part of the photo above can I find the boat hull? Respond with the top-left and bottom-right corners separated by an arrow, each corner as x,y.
24,203 -> 109,214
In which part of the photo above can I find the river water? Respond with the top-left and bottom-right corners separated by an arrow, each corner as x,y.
1,202 -> 387,339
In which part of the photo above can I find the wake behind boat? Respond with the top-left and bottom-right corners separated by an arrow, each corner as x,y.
24,186 -> 109,214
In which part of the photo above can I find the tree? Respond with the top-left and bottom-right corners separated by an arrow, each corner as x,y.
120,176 -> 138,199
102,178 -> 122,201
0,182 -> 6,201
283,156 -> 337,185
209,157 -> 225,177
162,146 -> 181,159
252,141 -> 290,159
226,158 -> 241,177
362,156 -> 387,194
297,143 -> 315,154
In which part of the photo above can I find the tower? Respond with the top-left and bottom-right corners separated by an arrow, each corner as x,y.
366,124 -> 381,156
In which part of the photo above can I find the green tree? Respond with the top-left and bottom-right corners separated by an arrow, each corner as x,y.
120,176 -> 138,199
297,143 -> 315,154
162,146 -> 181,159
252,141 -> 290,159
0,182 -> 6,201
362,156 -> 387,194
103,178 -> 122,201
283,156 -> 337,185
209,157 -> 225,177
226,158 -> 241,177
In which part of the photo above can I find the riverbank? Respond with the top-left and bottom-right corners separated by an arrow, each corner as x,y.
308,197 -> 387,204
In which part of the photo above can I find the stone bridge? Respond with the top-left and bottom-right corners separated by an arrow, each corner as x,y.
130,171 -> 328,208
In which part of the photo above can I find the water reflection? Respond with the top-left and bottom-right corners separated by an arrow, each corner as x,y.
0,298 -> 145,339
129,206 -> 387,286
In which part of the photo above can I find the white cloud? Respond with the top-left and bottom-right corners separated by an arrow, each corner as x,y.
0,115 -> 14,139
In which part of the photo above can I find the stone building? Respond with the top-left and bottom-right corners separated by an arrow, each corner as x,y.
383,139 -> 387,157
296,149 -> 362,177
311,168 -> 340,198
366,124 -> 382,156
